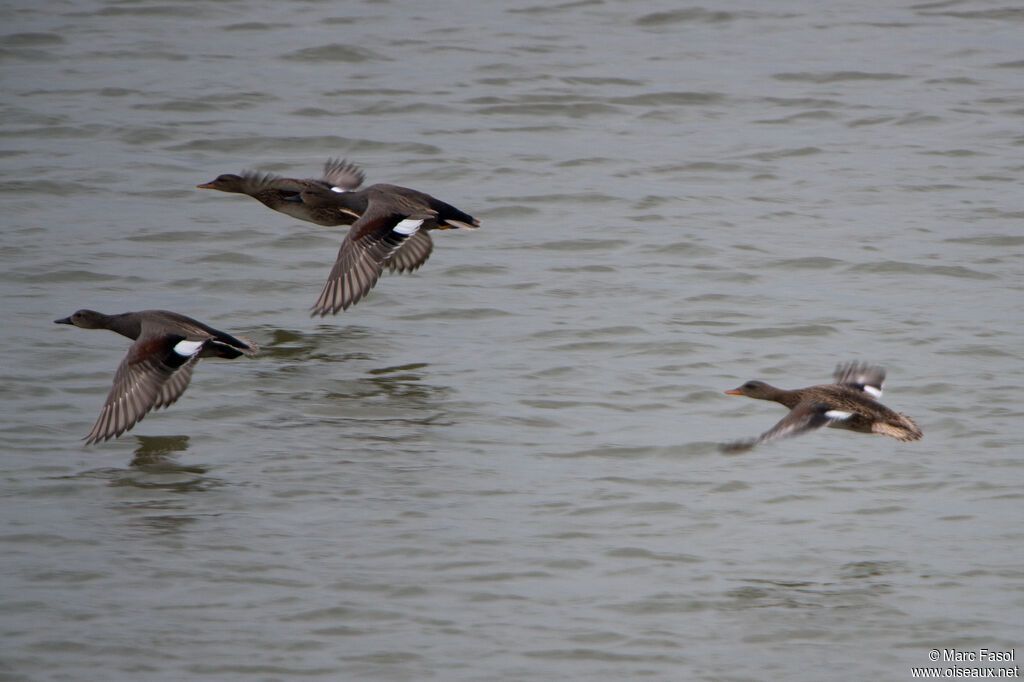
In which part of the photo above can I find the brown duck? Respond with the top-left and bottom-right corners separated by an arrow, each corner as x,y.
721,362 -> 922,453
55,310 -> 257,444
197,158 -> 479,277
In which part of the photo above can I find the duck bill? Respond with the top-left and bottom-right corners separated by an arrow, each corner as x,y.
54,316 -> 73,325
724,388 -> 743,395
196,181 -> 216,189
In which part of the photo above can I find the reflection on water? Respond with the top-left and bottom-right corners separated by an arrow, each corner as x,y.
362,362 -> 447,404
128,435 -> 198,471
110,496 -> 206,536
67,436 -> 227,492
257,326 -> 377,363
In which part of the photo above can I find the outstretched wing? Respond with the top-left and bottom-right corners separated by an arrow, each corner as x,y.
310,203 -> 433,316
85,336 -> 203,444
721,401 -> 837,454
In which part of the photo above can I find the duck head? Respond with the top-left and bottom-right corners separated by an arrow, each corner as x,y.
196,174 -> 246,193
724,380 -> 778,400
54,309 -> 107,329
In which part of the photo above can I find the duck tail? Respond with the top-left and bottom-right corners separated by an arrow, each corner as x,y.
897,413 -> 923,441
874,413 -> 923,442
232,335 -> 260,356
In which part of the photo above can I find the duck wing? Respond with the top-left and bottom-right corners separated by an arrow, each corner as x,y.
721,401 -> 836,454
385,230 -> 434,273
833,361 -> 885,399
321,158 -> 365,192
85,335 -> 204,444
153,357 -> 198,410
310,200 -> 435,316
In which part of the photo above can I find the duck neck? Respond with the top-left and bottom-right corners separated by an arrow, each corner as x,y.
103,313 -> 143,340
765,387 -> 803,409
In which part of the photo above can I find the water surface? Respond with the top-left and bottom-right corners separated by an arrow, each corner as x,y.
2,1 -> 1022,680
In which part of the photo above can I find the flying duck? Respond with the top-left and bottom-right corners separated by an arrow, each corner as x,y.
721,362 -> 922,453
197,158 -> 480,277
54,309 -> 257,444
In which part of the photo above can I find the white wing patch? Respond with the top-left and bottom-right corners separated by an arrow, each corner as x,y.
825,409 -> 853,420
862,385 -> 883,399
173,339 -> 204,357
330,186 -> 349,193
394,218 -> 424,236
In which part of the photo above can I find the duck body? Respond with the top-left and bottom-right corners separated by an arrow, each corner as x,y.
54,309 -> 257,444
722,362 -> 922,453
303,181 -> 480,232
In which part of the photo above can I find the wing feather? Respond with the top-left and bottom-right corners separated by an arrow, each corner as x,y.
385,230 -> 434,273
321,158 -> 366,191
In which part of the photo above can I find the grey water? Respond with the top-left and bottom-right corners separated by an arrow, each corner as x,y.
2,1 -> 1022,680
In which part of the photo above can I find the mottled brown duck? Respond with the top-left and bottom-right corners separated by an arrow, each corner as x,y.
721,362 -> 922,453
